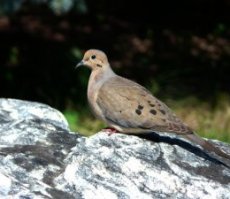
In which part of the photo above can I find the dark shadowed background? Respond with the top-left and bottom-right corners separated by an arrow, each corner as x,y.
0,0 -> 230,142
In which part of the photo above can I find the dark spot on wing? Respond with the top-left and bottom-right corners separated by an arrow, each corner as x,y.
138,105 -> 144,110
148,101 -> 155,107
135,109 -> 141,115
160,109 -> 166,115
161,119 -> 166,122
150,109 -> 157,115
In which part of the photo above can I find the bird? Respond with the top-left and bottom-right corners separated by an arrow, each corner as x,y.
76,49 -> 230,162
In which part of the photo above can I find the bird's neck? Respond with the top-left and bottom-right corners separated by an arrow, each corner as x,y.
87,65 -> 116,101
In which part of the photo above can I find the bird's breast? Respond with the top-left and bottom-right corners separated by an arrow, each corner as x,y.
87,72 -> 105,121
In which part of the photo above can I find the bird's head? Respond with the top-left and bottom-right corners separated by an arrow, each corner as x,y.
76,49 -> 109,70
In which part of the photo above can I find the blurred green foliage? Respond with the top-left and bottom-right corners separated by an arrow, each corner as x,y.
0,0 -> 230,142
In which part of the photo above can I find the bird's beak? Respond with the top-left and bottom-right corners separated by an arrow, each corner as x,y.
75,60 -> 84,69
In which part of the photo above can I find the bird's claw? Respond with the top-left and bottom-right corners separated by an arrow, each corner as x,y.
101,127 -> 119,135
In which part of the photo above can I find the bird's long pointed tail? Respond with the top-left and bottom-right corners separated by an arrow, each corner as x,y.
184,133 -> 230,160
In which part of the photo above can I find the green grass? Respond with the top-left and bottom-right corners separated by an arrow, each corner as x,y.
63,108 -> 105,136
63,94 -> 230,143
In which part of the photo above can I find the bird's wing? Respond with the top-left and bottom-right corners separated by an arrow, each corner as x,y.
96,76 -> 192,134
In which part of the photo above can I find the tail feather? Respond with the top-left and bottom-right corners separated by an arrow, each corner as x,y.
184,133 -> 230,160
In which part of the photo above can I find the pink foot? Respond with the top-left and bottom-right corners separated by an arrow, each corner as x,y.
102,127 -> 119,135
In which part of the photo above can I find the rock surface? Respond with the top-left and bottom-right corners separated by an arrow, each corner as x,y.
0,98 -> 230,199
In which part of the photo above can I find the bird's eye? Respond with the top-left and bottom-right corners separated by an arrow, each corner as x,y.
91,55 -> 96,59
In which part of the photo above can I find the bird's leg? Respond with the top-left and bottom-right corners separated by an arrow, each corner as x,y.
102,127 -> 119,135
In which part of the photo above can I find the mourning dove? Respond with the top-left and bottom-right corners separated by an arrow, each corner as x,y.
77,49 -> 230,161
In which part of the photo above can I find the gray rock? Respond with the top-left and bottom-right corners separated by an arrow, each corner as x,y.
0,98 -> 229,199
